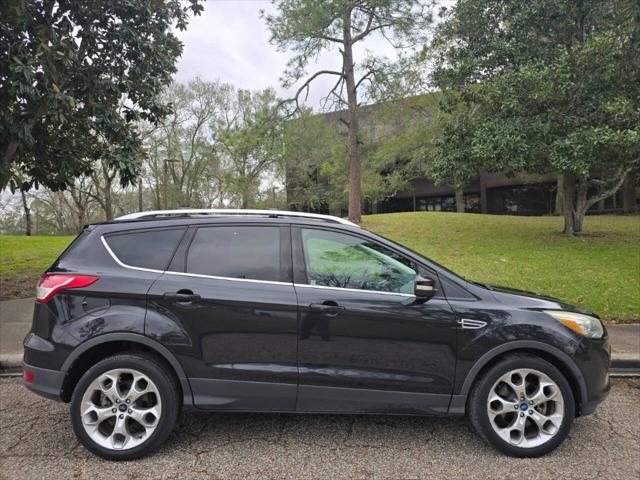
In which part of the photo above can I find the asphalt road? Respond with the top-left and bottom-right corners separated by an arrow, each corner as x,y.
1,378 -> 638,480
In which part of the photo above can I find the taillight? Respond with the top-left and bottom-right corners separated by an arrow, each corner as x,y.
35,273 -> 100,303
23,368 -> 35,383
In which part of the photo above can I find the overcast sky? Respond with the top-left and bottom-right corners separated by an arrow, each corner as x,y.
174,0 -> 403,110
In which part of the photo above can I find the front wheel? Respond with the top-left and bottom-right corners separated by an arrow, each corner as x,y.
70,353 -> 180,460
468,353 -> 575,457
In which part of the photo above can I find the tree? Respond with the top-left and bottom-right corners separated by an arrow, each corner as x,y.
284,109 -> 348,213
216,89 -> 285,209
146,80 -> 228,209
430,0 -> 640,234
0,0 -> 203,191
264,0 -> 433,223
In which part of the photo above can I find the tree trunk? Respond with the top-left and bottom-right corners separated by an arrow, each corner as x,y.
561,174 -> 577,235
623,172 -> 637,212
1,140 -> 20,189
138,178 -> 144,212
454,187 -> 465,213
554,175 -> 563,215
343,13 -> 361,224
21,190 -> 32,236
101,161 -> 114,221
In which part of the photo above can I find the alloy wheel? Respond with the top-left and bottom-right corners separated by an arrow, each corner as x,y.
486,368 -> 565,448
79,368 -> 162,450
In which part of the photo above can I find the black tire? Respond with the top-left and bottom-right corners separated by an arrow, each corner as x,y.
468,353 -> 575,458
70,352 -> 180,461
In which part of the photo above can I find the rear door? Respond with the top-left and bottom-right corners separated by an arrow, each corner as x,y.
146,223 -> 298,411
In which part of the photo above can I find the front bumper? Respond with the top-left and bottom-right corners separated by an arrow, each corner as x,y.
574,335 -> 611,416
22,362 -> 66,401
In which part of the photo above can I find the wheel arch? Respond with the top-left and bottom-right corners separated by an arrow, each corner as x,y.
451,341 -> 588,417
60,332 -> 193,407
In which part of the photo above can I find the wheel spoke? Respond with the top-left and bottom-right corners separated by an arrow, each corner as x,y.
528,381 -> 558,405
530,410 -> 563,435
487,393 -> 518,418
110,415 -> 130,449
509,414 -> 527,445
129,405 -> 160,428
98,372 -> 121,404
128,373 -> 152,402
501,370 -> 527,401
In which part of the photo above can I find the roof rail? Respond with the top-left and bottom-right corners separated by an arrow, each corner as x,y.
114,209 -> 360,227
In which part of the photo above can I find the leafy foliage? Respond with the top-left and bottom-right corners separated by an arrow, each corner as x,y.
430,0 -> 640,233
0,0 -> 203,191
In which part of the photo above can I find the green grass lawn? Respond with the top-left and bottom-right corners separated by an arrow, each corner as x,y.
1,213 -> 638,321
364,213 -> 640,322
0,235 -> 74,300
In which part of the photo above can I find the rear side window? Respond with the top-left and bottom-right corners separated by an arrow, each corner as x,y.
105,228 -> 185,270
186,226 -> 281,282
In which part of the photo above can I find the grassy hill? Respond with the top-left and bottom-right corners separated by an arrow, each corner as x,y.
364,213 -> 639,322
1,213 -> 638,321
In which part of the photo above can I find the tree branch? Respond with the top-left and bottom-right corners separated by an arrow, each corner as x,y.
354,69 -> 375,91
584,163 -> 637,211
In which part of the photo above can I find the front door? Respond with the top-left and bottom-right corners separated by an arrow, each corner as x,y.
146,223 -> 298,411
292,226 -> 458,414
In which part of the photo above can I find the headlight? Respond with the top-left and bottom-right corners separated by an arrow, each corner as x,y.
543,310 -> 604,338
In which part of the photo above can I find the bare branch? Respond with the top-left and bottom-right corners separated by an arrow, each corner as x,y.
354,69 -> 375,91
280,69 -> 344,116
584,163 -> 638,211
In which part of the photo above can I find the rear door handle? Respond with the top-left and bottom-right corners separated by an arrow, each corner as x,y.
309,302 -> 345,316
163,290 -> 201,304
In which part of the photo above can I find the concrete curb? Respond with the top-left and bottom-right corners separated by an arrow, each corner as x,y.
0,353 -> 22,369
611,353 -> 640,370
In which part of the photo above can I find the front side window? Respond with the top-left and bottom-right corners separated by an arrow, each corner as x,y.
186,226 -> 282,282
301,228 -> 417,294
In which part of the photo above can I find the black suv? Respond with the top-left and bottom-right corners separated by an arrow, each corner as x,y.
22,209 -> 610,460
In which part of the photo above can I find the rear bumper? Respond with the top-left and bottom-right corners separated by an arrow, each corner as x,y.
22,362 -> 66,401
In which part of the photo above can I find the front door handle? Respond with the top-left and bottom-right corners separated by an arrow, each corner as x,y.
163,289 -> 201,304
309,301 -> 345,316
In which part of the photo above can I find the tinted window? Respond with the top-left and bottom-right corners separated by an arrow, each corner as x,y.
106,228 -> 185,270
301,229 -> 417,294
186,226 -> 281,282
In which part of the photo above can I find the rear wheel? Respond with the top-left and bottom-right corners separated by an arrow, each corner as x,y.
70,353 -> 180,460
468,354 -> 575,457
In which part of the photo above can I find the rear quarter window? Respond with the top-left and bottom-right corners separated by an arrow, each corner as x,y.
104,228 -> 186,271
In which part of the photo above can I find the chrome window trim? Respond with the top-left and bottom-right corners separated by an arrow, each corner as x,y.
100,236 -> 164,274
102,234 -> 418,294
294,283 -> 416,298
163,270 -> 292,286
101,235 -> 292,286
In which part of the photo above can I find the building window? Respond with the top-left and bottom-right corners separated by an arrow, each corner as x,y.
486,183 -> 556,215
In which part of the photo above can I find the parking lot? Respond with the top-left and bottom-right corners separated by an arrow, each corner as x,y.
0,377 -> 638,479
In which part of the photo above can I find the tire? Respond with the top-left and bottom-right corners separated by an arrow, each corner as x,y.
468,353 -> 575,457
70,352 -> 180,461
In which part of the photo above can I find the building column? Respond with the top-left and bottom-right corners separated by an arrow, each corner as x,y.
479,176 -> 488,214
623,173 -> 637,212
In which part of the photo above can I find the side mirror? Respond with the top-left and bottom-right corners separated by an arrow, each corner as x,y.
414,277 -> 436,301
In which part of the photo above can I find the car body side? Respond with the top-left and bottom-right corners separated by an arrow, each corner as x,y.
22,216 -> 611,417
